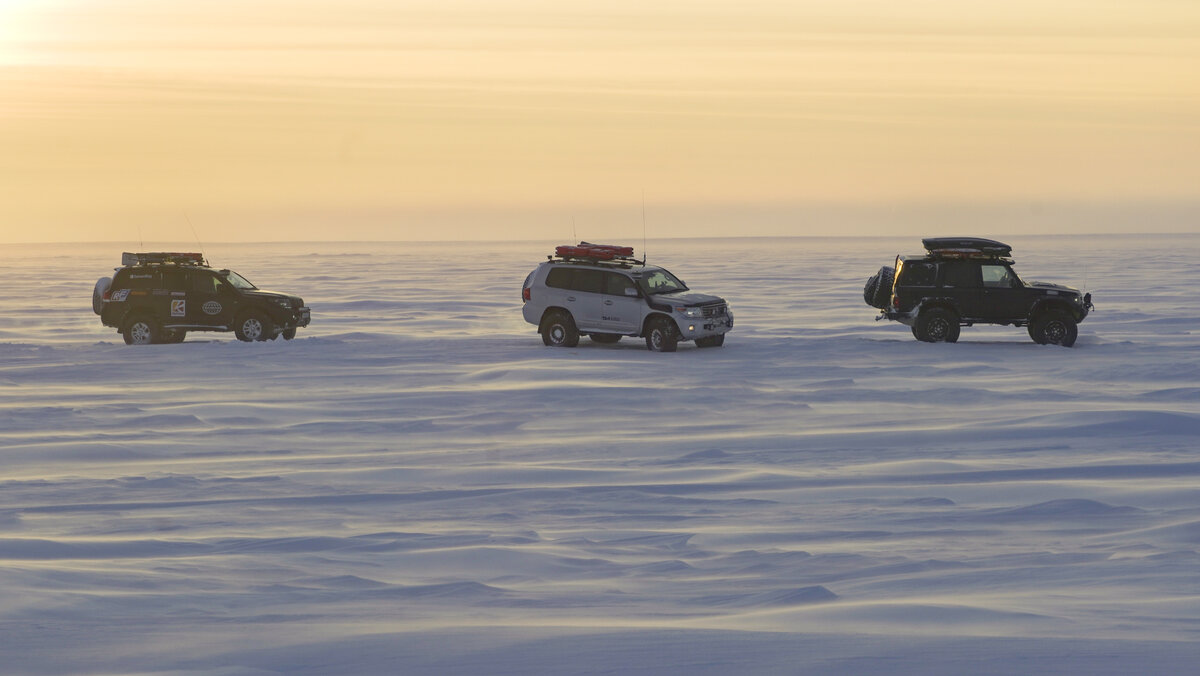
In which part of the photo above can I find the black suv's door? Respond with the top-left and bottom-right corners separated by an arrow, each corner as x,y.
938,261 -> 984,317
186,269 -> 237,328
977,263 -> 1032,321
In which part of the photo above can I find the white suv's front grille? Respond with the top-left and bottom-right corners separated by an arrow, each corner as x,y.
702,304 -> 728,318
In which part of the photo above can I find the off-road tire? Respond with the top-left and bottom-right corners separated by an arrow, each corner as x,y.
160,329 -> 186,344
1031,311 -> 1077,347
695,334 -> 725,348
281,327 -> 297,340
234,312 -> 273,342
866,266 -> 895,309
92,277 -> 111,315
914,307 -> 960,343
541,310 -> 580,347
645,317 -> 679,352
123,315 -> 159,345
589,333 -> 621,344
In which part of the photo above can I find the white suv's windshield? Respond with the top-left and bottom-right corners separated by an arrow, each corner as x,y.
638,268 -> 688,295
222,270 -> 257,290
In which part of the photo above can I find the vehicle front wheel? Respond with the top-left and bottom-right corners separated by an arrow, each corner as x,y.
235,312 -> 273,342
281,327 -> 297,340
1031,311 -> 1077,347
123,315 -> 159,345
695,334 -> 725,348
914,308 -> 960,343
645,318 -> 679,352
541,311 -> 580,347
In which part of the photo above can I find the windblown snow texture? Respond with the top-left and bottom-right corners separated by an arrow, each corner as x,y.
1,236 -> 1199,675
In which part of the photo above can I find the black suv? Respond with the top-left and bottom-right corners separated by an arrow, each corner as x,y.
865,238 -> 1092,346
93,252 -> 311,344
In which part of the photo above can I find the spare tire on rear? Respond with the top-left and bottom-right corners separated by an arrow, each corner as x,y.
865,266 -> 894,309
92,277 -> 112,315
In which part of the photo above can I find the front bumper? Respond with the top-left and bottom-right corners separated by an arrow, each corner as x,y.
675,312 -> 734,339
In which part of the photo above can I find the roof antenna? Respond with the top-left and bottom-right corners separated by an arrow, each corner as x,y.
137,225 -> 144,251
184,212 -> 206,264
641,191 -> 647,265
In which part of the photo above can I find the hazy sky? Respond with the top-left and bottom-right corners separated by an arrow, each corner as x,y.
3,0 -> 1199,242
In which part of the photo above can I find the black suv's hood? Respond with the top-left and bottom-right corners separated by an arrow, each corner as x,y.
245,289 -> 303,305
1028,281 -> 1081,296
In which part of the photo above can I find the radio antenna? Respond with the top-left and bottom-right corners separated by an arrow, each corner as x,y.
641,191 -> 647,265
184,212 -> 206,261
137,225 -> 144,250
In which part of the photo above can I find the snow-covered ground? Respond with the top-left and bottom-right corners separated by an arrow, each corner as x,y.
2,235 -> 1199,675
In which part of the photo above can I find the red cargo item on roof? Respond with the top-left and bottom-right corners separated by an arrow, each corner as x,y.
555,242 -> 635,260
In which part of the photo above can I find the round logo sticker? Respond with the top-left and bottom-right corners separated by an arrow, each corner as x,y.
202,301 -> 223,315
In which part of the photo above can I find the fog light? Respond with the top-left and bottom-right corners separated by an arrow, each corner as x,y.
688,325 -> 695,332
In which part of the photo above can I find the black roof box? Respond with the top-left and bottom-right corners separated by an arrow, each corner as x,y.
922,237 -> 1012,257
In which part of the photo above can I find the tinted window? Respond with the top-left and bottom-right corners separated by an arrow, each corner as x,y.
604,272 -> 638,296
116,269 -> 158,289
192,271 -> 221,294
545,267 -> 603,293
899,262 -> 936,287
942,262 -> 979,288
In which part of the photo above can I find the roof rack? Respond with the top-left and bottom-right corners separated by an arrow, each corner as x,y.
549,242 -> 644,267
122,252 -> 208,267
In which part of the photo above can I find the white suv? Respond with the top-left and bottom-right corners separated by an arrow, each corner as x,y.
521,243 -> 733,352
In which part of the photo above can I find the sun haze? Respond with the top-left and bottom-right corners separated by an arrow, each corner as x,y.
2,0 -> 1199,243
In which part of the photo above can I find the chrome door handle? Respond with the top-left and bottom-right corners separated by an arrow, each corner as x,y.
603,300 -> 613,305
566,296 -> 576,301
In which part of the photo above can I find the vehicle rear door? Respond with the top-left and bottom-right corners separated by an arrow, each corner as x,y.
938,261 -> 984,318
544,267 -> 604,331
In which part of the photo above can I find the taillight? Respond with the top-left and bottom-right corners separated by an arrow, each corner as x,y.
522,287 -> 531,302
892,294 -> 899,309
102,289 -> 112,300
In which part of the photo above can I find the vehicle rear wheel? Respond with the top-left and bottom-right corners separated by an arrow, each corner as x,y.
589,333 -> 621,344
1031,311 -> 1077,347
234,312 -> 273,342
645,317 -> 679,352
123,315 -> 159,345
914,308 -> 960,343
160,329 -> 186,344
541,310 -> 580,347
695,334 -> 725,348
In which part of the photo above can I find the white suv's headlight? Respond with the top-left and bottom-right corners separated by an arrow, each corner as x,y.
676,306 -> 703,318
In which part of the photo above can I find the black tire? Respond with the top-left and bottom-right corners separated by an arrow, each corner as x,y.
863,274 -> 880,307
160,329 -> 186,344
695,334 -> 725,348
914,307 -> 960,343
589,333 -> 621,344
645,317 -> 679,352
1031,311 -> 1077,347
281,327 -> 297,340
122,315 -> 159,345
541,310 -> 580,347
234,312 -> 273,342
92,277 -> 111,315
866,266 -> 895,309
